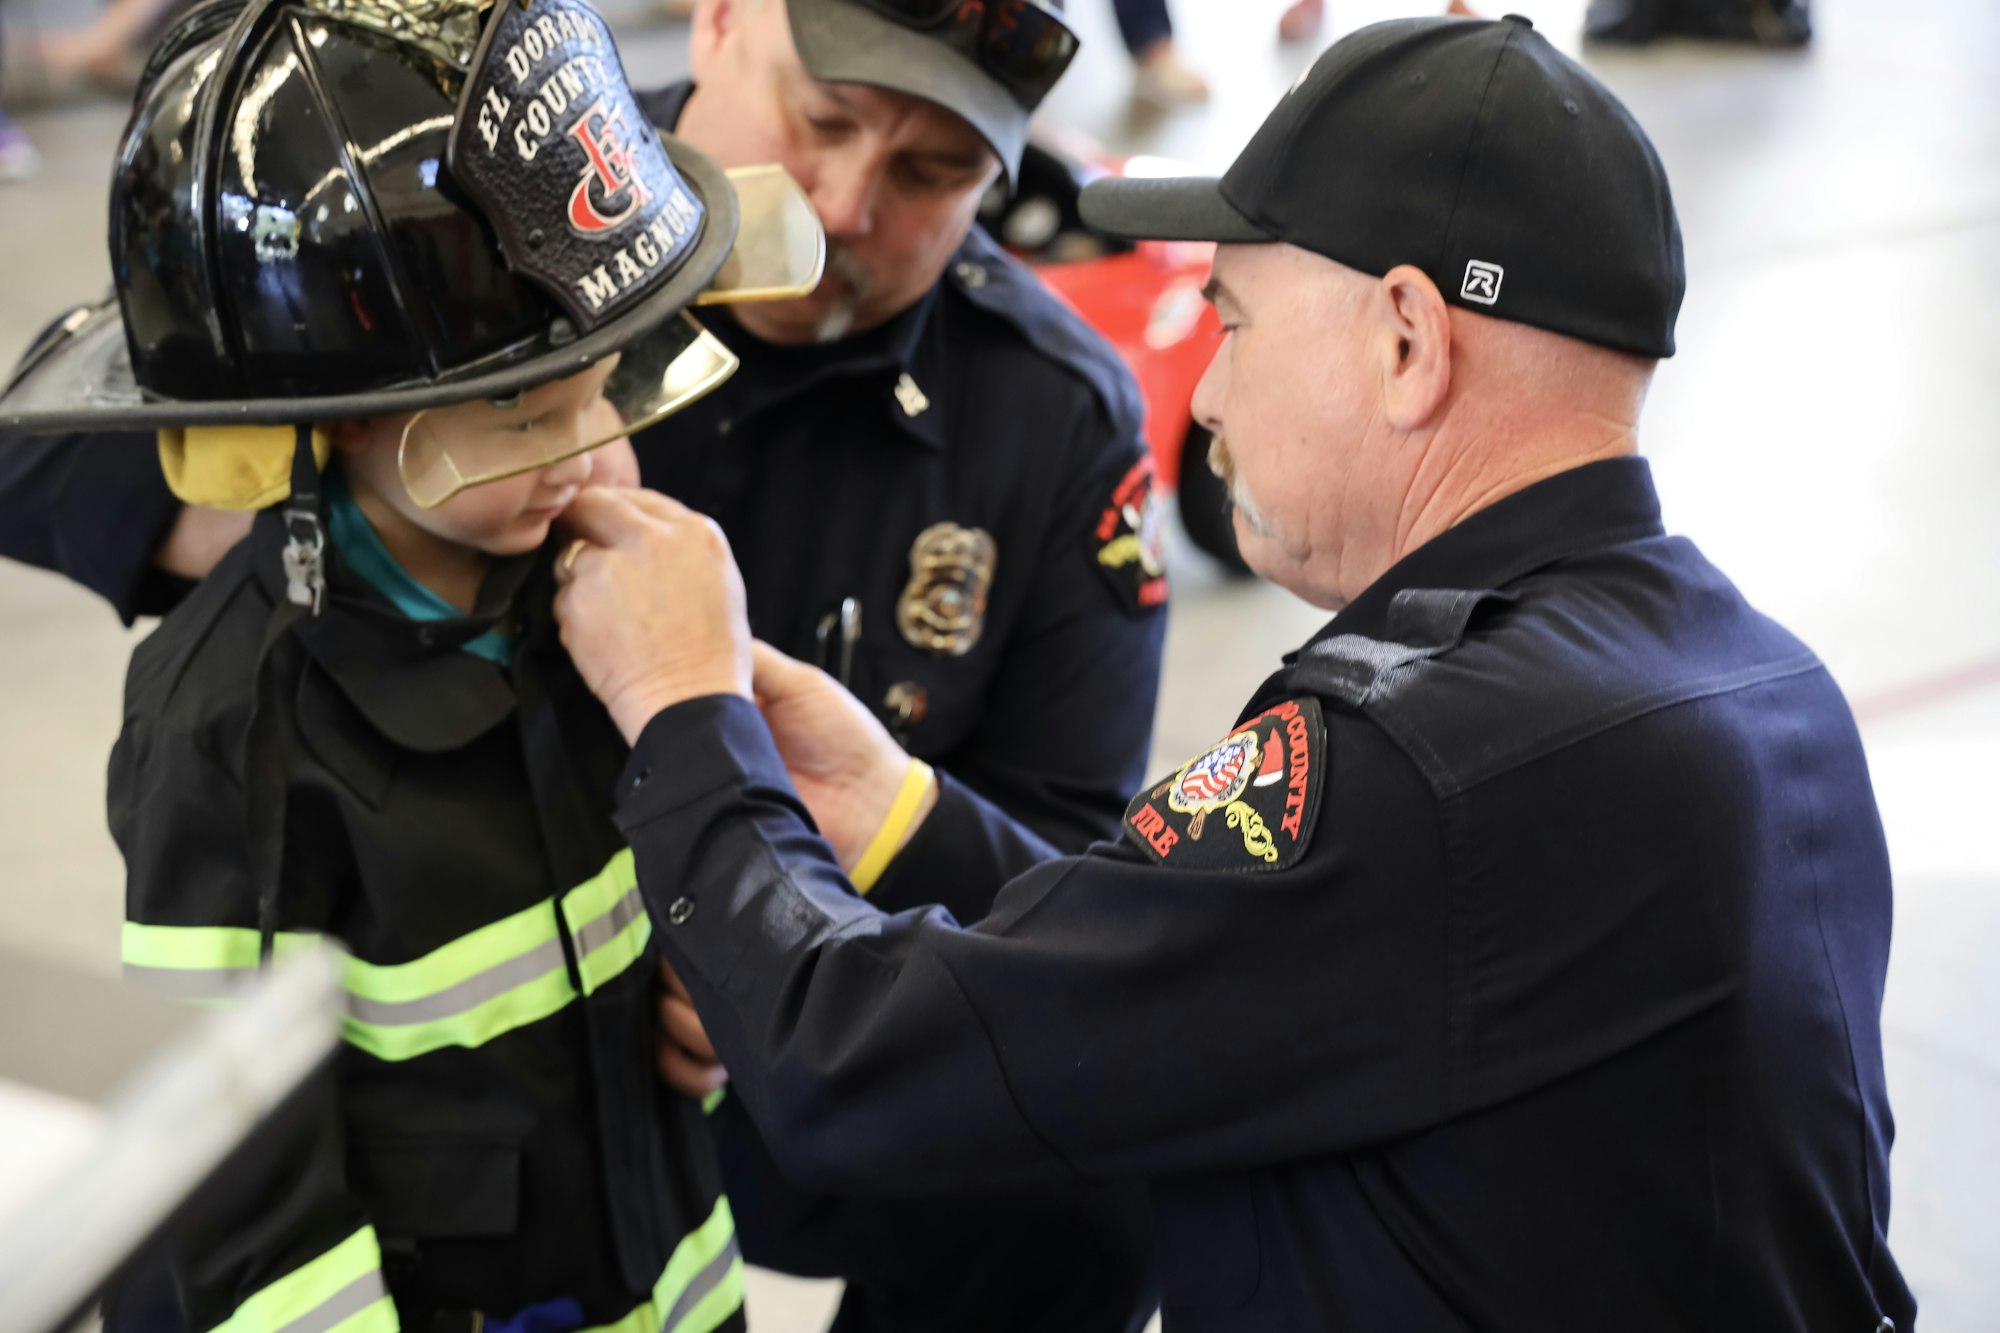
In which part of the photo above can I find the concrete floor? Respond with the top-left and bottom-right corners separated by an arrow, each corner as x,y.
3,0 -> 1997,1328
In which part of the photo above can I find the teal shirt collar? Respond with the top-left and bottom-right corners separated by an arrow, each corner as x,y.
325,467 -> 514,667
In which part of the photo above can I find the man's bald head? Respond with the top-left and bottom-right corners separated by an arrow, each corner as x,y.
1192,243 -> 1654,609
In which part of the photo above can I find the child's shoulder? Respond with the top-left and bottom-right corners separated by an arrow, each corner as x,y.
123,538 -> 273,744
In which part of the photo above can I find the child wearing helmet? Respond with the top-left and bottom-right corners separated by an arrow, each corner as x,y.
0,0 -> 818,1326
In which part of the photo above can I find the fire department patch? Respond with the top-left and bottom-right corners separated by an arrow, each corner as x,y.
449,0 -> 705,331
1123,697 -> 1326,872
1092,456 -> 1168,614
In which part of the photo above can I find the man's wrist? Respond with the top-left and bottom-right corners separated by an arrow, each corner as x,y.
850,758 -> 938,894
898,773 -> 940,855
152,505 -> 251,579
609,680 -> 750,746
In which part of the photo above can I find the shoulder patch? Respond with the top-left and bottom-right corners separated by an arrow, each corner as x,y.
1092,455 -> 1169,614
1124,697 -> 1326,872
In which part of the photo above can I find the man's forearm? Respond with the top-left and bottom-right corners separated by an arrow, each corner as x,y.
617,694 -> 1076,1195
0,428 -> 192,622
154,505 -> 252,581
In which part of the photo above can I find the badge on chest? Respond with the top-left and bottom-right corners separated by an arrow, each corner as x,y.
896,522 -> 997,656
1125,697 -> 1326,872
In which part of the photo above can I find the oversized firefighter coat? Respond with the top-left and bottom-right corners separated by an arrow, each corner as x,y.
107,502 -> 745,1333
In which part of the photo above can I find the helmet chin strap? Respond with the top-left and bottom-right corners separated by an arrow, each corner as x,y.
280,422 -> 326,616
249,422 -> 326,966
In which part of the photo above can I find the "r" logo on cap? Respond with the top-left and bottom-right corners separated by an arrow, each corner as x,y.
1461,260 -> 1504,305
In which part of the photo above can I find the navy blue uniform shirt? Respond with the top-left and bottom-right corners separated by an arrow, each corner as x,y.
616,457 -> 1914,1331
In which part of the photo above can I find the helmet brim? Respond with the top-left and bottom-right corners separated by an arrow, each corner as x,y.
0,134 -> 739,435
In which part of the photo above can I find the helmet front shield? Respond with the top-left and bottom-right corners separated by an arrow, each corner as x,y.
397,312 -> 739,508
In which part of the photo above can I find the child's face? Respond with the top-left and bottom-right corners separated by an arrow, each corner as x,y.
338,361 -> 622,556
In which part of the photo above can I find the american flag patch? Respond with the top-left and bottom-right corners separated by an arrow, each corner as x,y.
1124,698 -> 1327,874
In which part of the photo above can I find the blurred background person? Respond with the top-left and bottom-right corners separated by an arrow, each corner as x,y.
33,0 -> 187,86
1115,0 -> 1211,108
1279,0 -> 1480,45
0,111 -> 37,181
0,7 -> 38,179
1584,0 -> 1811,45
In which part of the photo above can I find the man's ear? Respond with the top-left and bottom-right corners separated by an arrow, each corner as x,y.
1376,264 -> 1453,432
688,0 -> 739,76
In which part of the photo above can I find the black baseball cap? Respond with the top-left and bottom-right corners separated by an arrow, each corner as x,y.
787,0 -> 1079,186
1081,15 -> 1685,357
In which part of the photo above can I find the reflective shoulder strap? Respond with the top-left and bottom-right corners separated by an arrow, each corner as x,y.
246,426 -> 325,966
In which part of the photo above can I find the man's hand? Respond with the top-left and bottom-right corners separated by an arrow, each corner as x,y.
554,487 -> 752,743
152,505 -> 253,580
752,641 -> 937,871
584,429 -> 642,489
656,957 -> 728,1100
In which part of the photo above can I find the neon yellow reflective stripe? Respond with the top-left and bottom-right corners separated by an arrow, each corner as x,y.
322,1298 -> 398,1333
666,1255 -> 744,1333
121,923 -> 318,971
340,966 -> 577,1063
578,910 -> 651,996
563,849 -> 636,927
342,899 -> 558,1005
653,1197 -> 743,1333
212,1226 -> 398,1333
126,854 -> 655,1063
562,850 -> 653,997
581,1197 -> 743,1333
121,924 -> 320,999
339,899 -> 577,1063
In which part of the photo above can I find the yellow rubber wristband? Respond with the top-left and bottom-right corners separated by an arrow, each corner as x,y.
850,758 -> 935,896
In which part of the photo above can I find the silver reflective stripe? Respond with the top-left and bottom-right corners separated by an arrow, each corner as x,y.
122,963 -> 248,1000
344,936 -> 568,1028
657,1233 -> 742,1333
572,884 -> 646,960
272,1270 -> 388,1333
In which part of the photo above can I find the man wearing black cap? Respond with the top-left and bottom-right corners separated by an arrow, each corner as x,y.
1,0 -> 1163,1328
551,15 -> 1917,1331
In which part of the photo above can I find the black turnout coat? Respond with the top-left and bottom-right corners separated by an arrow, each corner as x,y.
109,508 -> 745,1333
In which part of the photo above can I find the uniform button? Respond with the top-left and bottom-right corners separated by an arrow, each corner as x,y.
631,766 -> 652,788
667,897 -> 696,925
884,681 -> 928,728
954,260 -> 988,289
716,418 -> 733,436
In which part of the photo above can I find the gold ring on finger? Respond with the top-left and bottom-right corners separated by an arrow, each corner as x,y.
557,537 -> 588,586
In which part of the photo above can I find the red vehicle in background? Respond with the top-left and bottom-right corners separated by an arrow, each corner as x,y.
981,132 -> 1249,572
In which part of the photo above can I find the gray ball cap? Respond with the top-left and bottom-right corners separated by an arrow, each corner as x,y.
786,0 -> 1034,185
